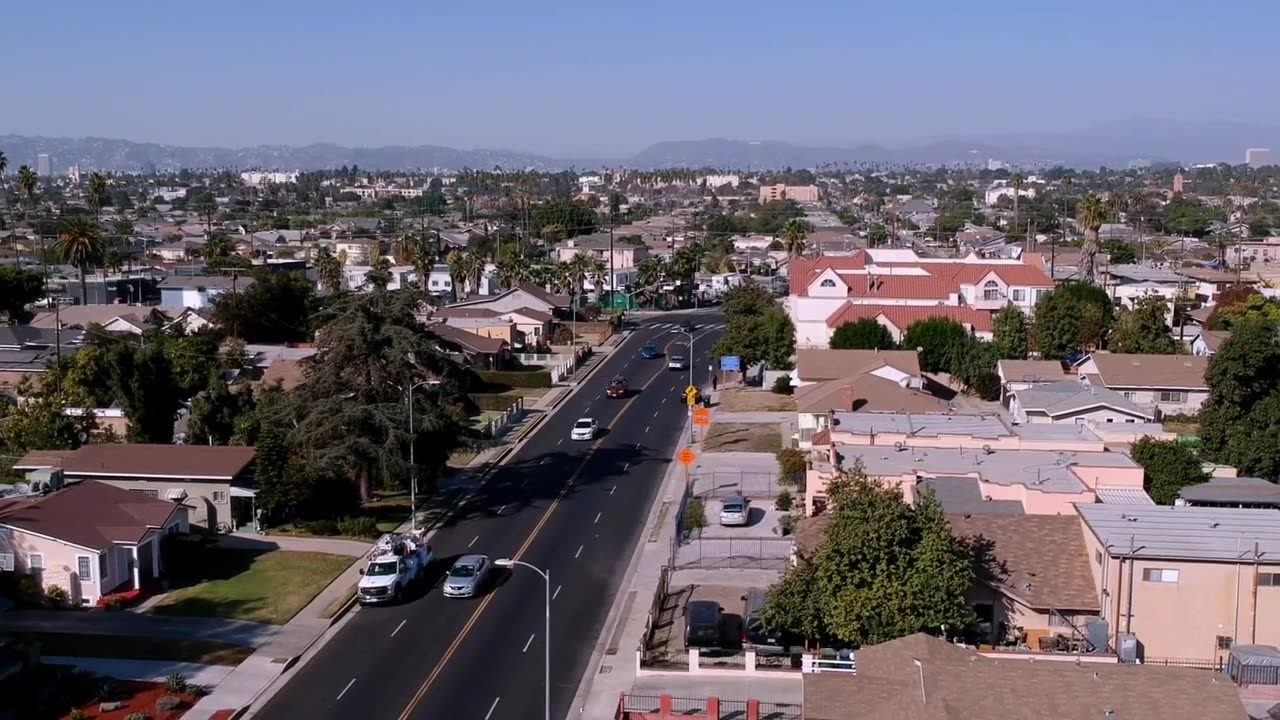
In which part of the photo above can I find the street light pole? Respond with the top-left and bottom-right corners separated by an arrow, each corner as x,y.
672,327 -> 696,443
394,379 -> 436,531
495,558 -> 550,720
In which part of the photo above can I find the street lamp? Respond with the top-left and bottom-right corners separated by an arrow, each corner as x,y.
389,378 -> 440,530
494,558 -> 550,720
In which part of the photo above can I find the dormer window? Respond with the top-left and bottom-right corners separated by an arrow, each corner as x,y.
983,280 -> 1000,301
819,278 -> 837,288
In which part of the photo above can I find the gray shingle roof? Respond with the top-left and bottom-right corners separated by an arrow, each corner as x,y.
1178,477 -> 1280,506
1013,380 -> 1153,420
1075,504 -> 1280,562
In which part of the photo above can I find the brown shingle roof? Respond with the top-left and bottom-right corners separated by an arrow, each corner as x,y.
434,307 -> 501,319
805,634 -> 1248,720
997,359 -> 1067,384
1085,353 -> 1209,390
429,323 -> 508,354
61,444 -> 256,481
0,480 -> 183,551
796,349 -> 921,382
12,449 -> 77,470
795,374 -> 949,415
947,513 -> 1099,611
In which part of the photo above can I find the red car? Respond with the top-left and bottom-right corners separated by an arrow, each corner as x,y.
606,377 -> 629,398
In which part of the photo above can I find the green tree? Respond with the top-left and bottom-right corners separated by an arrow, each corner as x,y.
713,307 -> 796,370
0,266 -> 45,322
761,465 -> 975,645
1032,283 -> 1114,360
190,190 -> 218,233
1210,293 -> 1280,331
211,270 -> 316,343
16,165 -> 38,221
1199,319 -> 1280,458
188,373 -> 254,445
158,331 -> 221,398
829,319 -> 895,350
366,256 -> 393,291
868,223 -> 888,247
0,384 -> 96,455
109,344 -> 181,444
780,218 -> 812,258
1131,437 -> 1209,505
991,305 -> 1029,360
314,246 -> 343,293
1224,390 -> 1280,481
54,217 -> 105,303
1109,295 -> 1177,355
902,317 -> 970,373
1102,238 -> 1137,265
87,172 -> 108,223
532,200 -> 598,239
721,283 -> 776,320
951,339 -> 1000,400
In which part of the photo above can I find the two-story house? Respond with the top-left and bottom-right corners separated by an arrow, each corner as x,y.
1074,353 -> 1209,417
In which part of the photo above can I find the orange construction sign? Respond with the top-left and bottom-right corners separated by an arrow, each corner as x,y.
677,447 -> 696,466
693,407 -> 711,426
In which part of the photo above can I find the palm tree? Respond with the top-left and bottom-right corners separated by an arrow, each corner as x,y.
87,172 -> 108,223
0,150 -> 11,261
1076,193 -> 1105,284
204,232 -> 234,259
780,218 -> 810,258
16,165 -> 38,222
54,217 -> 105,303
315,246 -> 343,292
585,256 -> 607,300
1010,172 -> 1025,247
1054,176 -> 1073,277
496,254 -> 531,289
366,256 -> 393,291
447,251 -> 483,299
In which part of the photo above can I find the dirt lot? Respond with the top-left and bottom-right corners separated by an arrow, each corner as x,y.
702,423 -> 783,453
717,388 -> 797,412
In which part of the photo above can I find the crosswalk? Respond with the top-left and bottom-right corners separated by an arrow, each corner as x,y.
640,323 -> 726,330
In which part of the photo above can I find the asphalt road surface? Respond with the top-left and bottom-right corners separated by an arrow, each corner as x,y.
254,310 -> 725,720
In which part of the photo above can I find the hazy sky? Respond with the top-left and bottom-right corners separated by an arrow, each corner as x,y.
7,0 -> 1278,155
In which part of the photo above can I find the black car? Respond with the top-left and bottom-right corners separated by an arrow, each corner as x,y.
681,321 -> 696,333
684,600 -> 723,649
741,589 -> 793,655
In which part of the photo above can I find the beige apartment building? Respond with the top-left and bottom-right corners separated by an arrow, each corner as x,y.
758,184 -> 820,203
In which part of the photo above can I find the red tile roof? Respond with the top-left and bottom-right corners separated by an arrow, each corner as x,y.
824,303 -> 995,333
0,480 -> 184,551
790,250 -> 1053,299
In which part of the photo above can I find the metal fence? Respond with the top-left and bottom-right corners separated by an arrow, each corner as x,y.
618,695 -> 800,720
641,565 -> 672,655
674,537 -> 793,570
1228,656 -> 1280,686
758,702 -> 803,720
1139,657 -> 1223,671
691,470 -> 789,500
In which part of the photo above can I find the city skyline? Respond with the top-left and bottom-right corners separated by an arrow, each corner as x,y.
4,0 -> 1280,155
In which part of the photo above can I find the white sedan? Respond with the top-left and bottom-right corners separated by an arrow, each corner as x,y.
570,417 -> 598,441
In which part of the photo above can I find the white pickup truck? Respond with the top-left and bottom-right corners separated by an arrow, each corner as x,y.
357,531 -> 434,605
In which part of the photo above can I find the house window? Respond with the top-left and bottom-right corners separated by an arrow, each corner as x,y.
1122,392 -> 1135,400
76,556 -> 92,581
983,280 -> 1001,300
1034,289 -> 1047,302
430,280 -> 439,287
1159,391 -> 1185,403
135,489 -> 159,499
1142,568 -> 1179,583
1094,550 -> 1103,565
212,491 -> 228,504
819,278 -> 837,288
28,553 -> 44,570
1011,289 -> 1026,302
1259,573 -> 1280,587
1125,418 -> 1136,423
0,553 -> 12,571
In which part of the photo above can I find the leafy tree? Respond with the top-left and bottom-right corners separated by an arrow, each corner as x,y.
190,191 -> 218,232
188,374 -> 254,445
314,246 -> 343,293
991,305 -> 1029,360
1131,437 -> 1209,505
366,256 -> 393,291
158,332 -> 221,398
532,200 -> 597,239
868,223 -> 888,247
1102,238 -> 1137,265
211,270 -> 316,343
1109,295 -> 1177,355
1209,293 -> 1280,332
721,283 -> 776,319
109,344 -> 181,443
1199,319 -> 1280,458
0,384 -> 96,455
830,319 -> 895,350
902,317 -> 970,374
1032,283 -> 1114,360
713,307 -> 795,371
0,266 -> 45,322
761,465 -> 975,646
951,339 -> 1000,400
1224,390 -> 1280,481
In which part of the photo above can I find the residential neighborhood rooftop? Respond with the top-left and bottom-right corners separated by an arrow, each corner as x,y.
1081,353 -> 1210,390
830,412 -> 1010,439
841,445 -> 1139,495
58,444 -> 257,480
1178,476 -> 1280,506
1075,504 -> 1280,562
0,480 -> 183,552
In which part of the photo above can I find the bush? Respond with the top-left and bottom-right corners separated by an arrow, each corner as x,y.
775,448 -> 807,484
337,516 -> 381,539
103,594 -> 129,611
475,369 -> 552,389
68,710 -> 86,720
771,375 -> 794,395
15,573 -> 44,607
155,695 -> 183,712
165,673 -> 189,694
124,713 -> 150,720
777,514 -> 797,536
775,489 -> 794,512
553,326 -> 574,344
682,497 -> 707,537
299,519 -> 339,536
44,585 -> 70,608
469,392 -> 522,412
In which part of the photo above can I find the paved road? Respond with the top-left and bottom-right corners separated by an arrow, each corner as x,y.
254,311 -> 724,720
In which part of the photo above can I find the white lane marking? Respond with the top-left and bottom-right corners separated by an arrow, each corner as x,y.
523,633 -> 535,653
611,485 -> 617,495
575,545 -> 584,558
485,697 -> 500,720
541,457 -> 549,465
624,462 -> 630,471
636,443 -> 641,450
595,512 -> 602,524
653,411 -> 659,417
337,678 -> 356,700
392,619 -> 407,637
558,438 -> 563,445
497,504 -> 507,515
553,584 -> 562,600
468,535 -> 479,548
662,397 -> 668,404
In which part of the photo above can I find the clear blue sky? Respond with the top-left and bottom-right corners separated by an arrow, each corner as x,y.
6,0 -> 1278,155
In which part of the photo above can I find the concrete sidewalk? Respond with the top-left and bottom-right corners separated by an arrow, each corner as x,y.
44,656 -> 235,687
0,610 -> 279,648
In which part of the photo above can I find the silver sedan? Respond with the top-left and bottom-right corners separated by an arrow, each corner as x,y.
442,554 -> 492,598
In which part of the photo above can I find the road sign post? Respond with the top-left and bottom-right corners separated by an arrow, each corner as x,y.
677,446 -> 696,487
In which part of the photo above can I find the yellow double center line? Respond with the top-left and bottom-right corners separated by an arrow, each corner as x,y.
396,329 -> 711,720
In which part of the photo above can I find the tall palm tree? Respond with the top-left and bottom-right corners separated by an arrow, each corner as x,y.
16,165 -> 38,221
0,150 -> 11,259
315,246 -> 343,292
496,254 -> 531,289
1010,172 -> 1025,248
780,218 -> 810,258
448,251 -> 482,299
54,217 -> 105,303
366,256 -> 393,291
87,172 -> 108,223
1054,175 -> 1073,277
1076,193 -> 1105,284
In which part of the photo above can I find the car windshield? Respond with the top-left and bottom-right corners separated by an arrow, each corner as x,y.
575,420 -> 593,429
367,561 -> 398,576
723,503 -> 744,513
610,379 -> 625,386
643,345 -> 656,353
449,564 -> 477,578
671,356 -> 685,362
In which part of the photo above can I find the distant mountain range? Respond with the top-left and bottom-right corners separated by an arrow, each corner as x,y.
2,119 -> 1277,173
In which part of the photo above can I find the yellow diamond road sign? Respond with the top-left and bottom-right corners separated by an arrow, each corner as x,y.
685,386 -> 699,406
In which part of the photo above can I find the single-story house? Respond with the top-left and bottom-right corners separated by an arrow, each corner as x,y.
1190,329 -> 1230,357
0,480 -> 188,606
997,359 -> 1067,405
428,323 -> 512,370
1075,353 -> 1210,417
1009,380 -> 1155,426
443,284 -> 571,316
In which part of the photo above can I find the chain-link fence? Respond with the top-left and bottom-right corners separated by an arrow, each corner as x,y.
691,470 -> 791,499
674,536 -> 793,570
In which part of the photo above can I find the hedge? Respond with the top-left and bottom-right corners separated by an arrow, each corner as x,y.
470,392 -> 524,411
475,368 -> 553,389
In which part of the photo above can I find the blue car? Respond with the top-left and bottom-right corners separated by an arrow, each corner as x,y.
641,344 -> 659,359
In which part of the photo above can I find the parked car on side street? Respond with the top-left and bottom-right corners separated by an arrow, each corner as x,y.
607,377 -> 629,398
442,554 -> 492,598
570,417 -> 598,441
741,589 -> 794,655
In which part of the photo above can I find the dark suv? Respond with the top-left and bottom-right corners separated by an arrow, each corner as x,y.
685,600 -> 722,649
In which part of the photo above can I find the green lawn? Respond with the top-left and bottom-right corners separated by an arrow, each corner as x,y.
360,490 -> 413,532
149,541 -> 350,625
18,632 -> 252,666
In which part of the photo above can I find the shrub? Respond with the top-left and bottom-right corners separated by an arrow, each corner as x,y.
771,375 -> 793,395
15,573 -> 44,607
777,514 -> 797,536
553,326 -> 574,344
682,497 -> 707,537
186,684 -> 210,698
775,448 -> 807,485
468,392 -> 522,412
300,519 -> 339,536
103,594 -> 129,611
44,585 -> 70,608
155,695 -> 183,712
337,516 -> 380,539
165,673 -> 189,694
124,713 -> 150,720
475,369 -> 552,389
775,489 -> 794,512
68,710 -> 86,720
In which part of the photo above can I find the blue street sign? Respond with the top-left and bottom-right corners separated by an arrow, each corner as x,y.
720,356 -> 741,372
